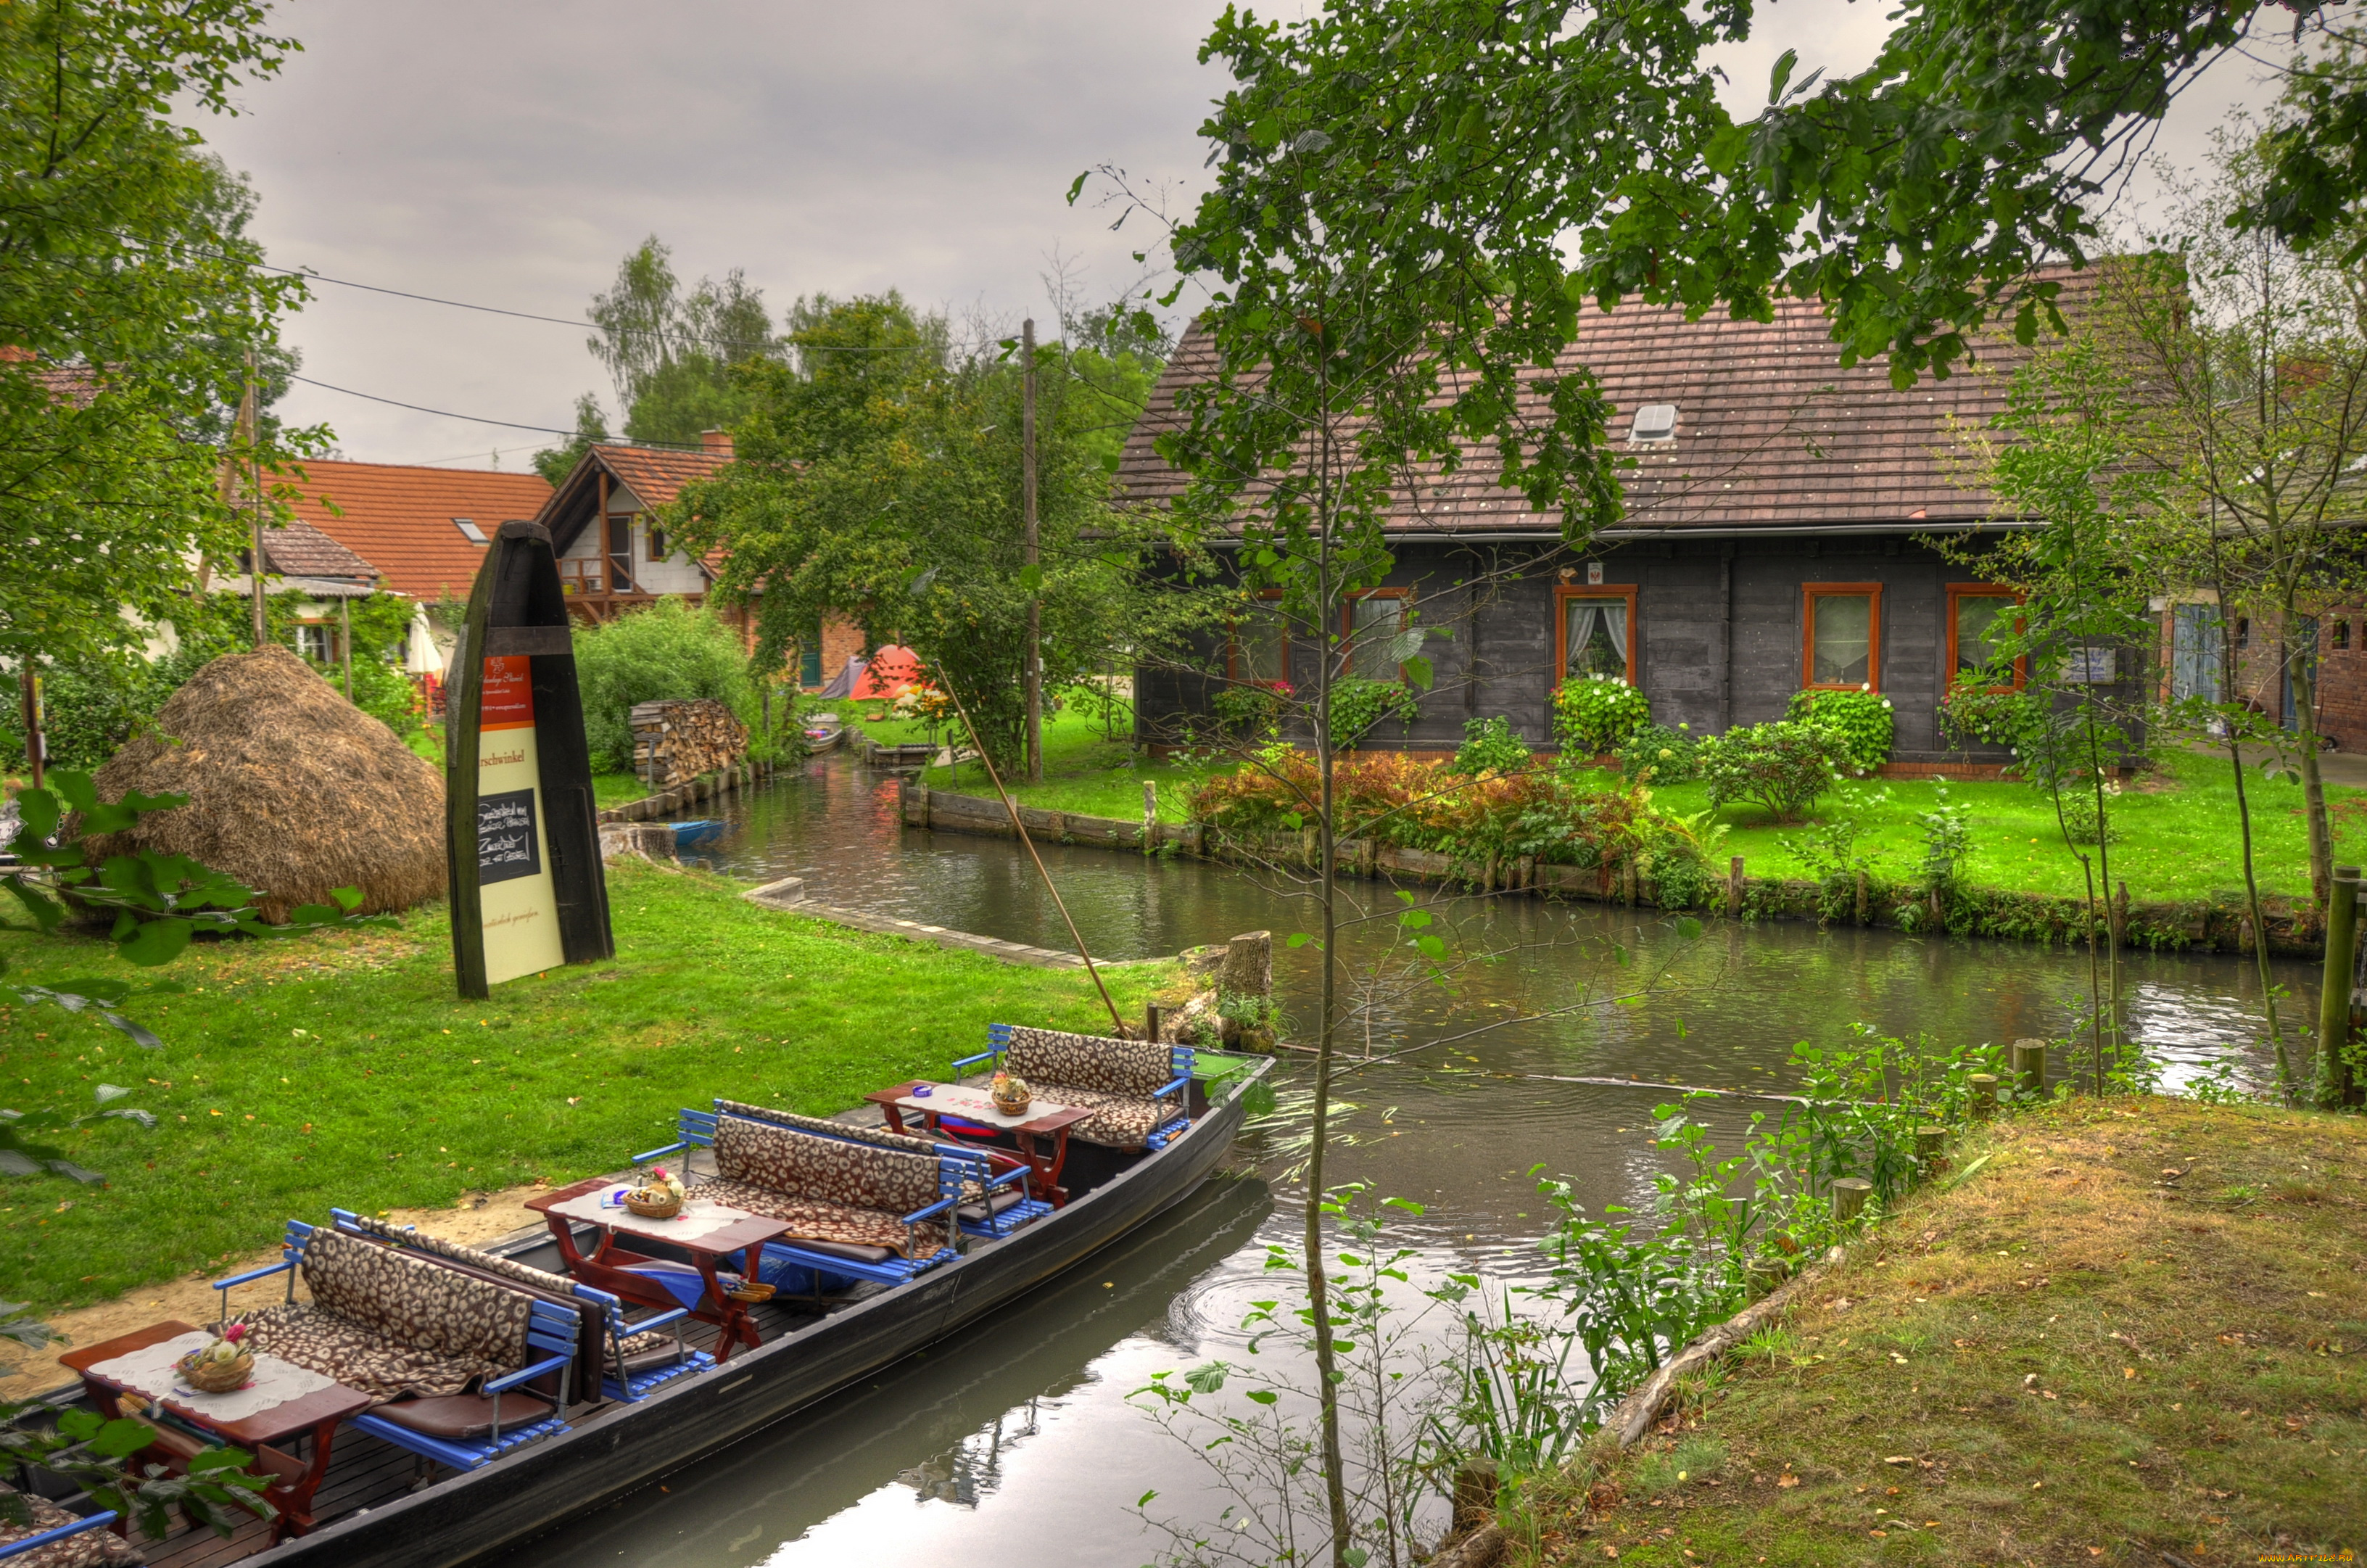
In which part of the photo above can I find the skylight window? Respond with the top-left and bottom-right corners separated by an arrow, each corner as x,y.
1629,404 -> 1679,444
453,518 -> 489,545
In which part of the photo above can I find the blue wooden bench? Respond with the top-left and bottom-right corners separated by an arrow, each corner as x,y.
956,1024 -> 1194,1151
211,1220 -> 575,1473
326,1209 -> 711,1405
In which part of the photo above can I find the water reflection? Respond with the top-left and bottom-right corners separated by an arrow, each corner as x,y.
504,756 -> 2313,1567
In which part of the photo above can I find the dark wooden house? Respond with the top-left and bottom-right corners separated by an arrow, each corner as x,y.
1117,289 -> 2088,767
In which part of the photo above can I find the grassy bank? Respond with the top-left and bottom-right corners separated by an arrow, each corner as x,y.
0,859 -> 1178,1313
854,703 -> 1203,821
1527,1096 -> 2366,1564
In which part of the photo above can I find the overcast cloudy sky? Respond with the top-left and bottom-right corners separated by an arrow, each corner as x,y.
195,1 -> 2282,470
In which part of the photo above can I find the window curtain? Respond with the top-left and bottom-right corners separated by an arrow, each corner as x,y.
2170,605 -> 2221,703
1812,595 -> 1872,685
1350,596 -> 1403,679
1564,598 -> 1628,679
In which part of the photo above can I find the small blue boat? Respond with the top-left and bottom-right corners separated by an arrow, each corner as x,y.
669,819 -> 727,849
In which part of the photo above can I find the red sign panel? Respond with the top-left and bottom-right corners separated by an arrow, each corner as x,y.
481,656 -> 535,732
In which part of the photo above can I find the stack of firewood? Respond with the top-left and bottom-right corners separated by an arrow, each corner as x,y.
629,699 -> 748,788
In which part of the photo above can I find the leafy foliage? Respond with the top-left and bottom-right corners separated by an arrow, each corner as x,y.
1210,680 -> 1290,740
1785,688 -> 1895,773
1694,722 -> 1849,824
1450,714 -> 1532,777
1325,674 -> 1419,749
1614,721 -> 1699,785
0,1396 -> 275,1542
570,598 -> 756,773
1553,676 -> 1651,759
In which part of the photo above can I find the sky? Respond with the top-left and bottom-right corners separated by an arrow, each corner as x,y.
195,0 -> 2287,471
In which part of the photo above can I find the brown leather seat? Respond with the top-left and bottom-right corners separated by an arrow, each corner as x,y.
788,1238 -> 895,1265
371,1392 -> 555,1441
958,1189 -> 1028,1222
619,1342 -> 693,1374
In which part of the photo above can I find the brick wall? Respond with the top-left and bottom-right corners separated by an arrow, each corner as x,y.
2231,606 -> 2367,751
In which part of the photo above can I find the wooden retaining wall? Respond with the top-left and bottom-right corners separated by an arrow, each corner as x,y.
898,780 -> 2321,958
597,759 -> 775,825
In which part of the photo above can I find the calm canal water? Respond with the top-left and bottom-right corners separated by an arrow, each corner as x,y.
501,754 -> 2302,1567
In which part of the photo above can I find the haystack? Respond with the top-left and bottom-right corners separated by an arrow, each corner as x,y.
83,645 -> 445,922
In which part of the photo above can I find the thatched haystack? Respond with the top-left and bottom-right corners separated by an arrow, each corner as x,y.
83,645 -> 445,922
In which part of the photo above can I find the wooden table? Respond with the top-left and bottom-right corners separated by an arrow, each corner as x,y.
526,1178 -> 792,1361
60,1320 -> 374,1544
868,1081 -> 1095,1208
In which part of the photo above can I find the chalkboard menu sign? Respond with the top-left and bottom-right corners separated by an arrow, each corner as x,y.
444,522 -> 612,998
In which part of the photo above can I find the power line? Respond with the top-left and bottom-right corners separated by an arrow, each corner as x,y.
287,374 -> 656,442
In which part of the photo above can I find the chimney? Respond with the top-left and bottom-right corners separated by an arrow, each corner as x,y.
701,429 -> 734,458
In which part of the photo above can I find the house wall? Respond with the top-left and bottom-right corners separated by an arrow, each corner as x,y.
2231,604 -> 2367,751
1139,530 -> 2021,762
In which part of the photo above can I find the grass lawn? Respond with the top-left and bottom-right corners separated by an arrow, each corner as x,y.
1532,1096 -> 2366,1565
1609,746 -> 2358,902
847,703 -> 1204,822
0,859 -> 1178,1313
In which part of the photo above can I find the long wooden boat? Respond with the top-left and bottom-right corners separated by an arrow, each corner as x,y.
24,1053 -> 1271,1568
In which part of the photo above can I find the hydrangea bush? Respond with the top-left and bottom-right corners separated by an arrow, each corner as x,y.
1785,687 -> 1895,773
1553,675 -> 1651,759
1693,720 -> 1852,822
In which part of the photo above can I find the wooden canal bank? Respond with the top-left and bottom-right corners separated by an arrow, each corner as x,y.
597,759 -> 775,825
899,779 -> 2328,958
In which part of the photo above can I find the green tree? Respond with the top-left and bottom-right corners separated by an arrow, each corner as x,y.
589,235 -> 780,447
532,393 -> 609,485
570,598 -> 756,773
0,0 -> 327,668
672,292 -> 1209,772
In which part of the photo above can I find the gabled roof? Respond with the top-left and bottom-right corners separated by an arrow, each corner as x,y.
534,442 -> 732,571
1118,271 -> 2096,536
283,460 -> 553,599
259,519 -> 374,582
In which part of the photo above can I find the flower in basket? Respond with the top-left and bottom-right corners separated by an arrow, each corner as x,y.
648,1165 -> 687,1200
178,1325 -> 255,1390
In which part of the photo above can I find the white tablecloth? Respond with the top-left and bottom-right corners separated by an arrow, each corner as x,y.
546,1188 -> 761,1247
899,1082 -> 1073,1131
87,1330 -> 337,1425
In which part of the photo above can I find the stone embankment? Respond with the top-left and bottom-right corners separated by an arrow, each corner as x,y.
899,779 -> 2326,957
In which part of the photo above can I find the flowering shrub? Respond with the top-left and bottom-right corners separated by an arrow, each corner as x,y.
1212,680 -> 1292,738
1451,714 -> 1533,776
1614,721 -> 1698,784
1785,687 -> 1894,773
1693,721 -> 1851,823
1327,676 -> 1420,748
1554,675 -> 1651,758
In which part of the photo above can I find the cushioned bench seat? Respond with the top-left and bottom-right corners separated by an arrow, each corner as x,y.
0,1487 -> 139,1567
960,1027 -> 1193,1151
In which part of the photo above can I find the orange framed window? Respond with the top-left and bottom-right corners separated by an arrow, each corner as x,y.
1228,593 -> 1290,685
1553,584 -> 1639,685
1341,588 -> 1411,679
1946,585 -> 2025,689
1802,583 -> 1882,690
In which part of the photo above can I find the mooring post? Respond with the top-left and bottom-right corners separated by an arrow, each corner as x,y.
1914,1125 -> 1947,1170
2315,865 -> 2361,1108
1142,779 -> 1156,857
1728,855 -> 1746,917
1855,868 -> 1870,927
1833,1177 -> 1873,1226
2112,879 -> 2131,949
1144,1002 -> 1162,1044
1451,1456 -> 1499,1532
1968,1073 -> 1999,1121
2012,1038 -> 2048,1100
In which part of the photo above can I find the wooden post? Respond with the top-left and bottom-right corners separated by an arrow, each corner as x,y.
1145,1002 -> 1162,1044
339,595 -> 354,702
1728,855 -> 1746,917
1142,779 -> 1156,856
2315,865 -> 2361,1108
1451,1456 -> 1499,1532
2112,879 -> 2130,949
239,349 -> 265,650
1914,1125 -> 1947,1168
1833,1177 -> 1872,1225
1968,1073 -> 1999,1120
1745,1256 -> 1786,1295
1854,868 -> 1870,926
2012,1038 -> 2048,1100
1021,318 -> 1041,784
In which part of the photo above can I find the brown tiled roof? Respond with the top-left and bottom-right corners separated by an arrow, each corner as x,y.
258,519 -> 373,580
1118,273 -> 2094,535
583,444 -> 732,572
284,460 -> 553,598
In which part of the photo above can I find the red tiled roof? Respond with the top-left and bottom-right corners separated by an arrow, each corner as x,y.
285,460 -> 553,599
585,444 -> 733,572
259,519 -> 373,580
1118,273 -> 2094,535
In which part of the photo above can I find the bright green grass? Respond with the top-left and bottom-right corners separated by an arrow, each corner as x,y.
1602,746 -> 2354,901
848,705 -> 1202,822
592,772 -> 649,809
0,860 -> 1176,1311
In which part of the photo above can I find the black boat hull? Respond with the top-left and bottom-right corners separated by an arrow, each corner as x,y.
250,1062 -> 1266,1567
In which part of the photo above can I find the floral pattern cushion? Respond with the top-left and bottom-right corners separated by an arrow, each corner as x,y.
298,1228 -> 533,1371
0,1487 -> 142,1567
693,1176 -> 946,1258
1036,1088 -> 1167,1150
228,1303 -> 506,1403
1001,1028 -> 1174,1097
713,1116 -> 941,1215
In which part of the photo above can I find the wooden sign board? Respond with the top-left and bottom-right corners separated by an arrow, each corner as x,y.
445,521 -> 613,997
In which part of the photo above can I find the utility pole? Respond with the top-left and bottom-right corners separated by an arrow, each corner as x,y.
239,349 -> 265,649
340,595 -> 354,700
1021,316 -> 1042,783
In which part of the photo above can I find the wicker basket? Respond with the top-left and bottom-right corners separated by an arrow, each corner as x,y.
990,1078 -> 1033,1118
177,1348 -> 255,1393
624,1186 -> 684,1219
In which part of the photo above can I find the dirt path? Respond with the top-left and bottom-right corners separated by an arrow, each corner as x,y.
0,1184 -> 551,1401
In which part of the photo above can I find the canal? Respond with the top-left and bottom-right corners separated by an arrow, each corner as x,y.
500,753 -> 2301,1567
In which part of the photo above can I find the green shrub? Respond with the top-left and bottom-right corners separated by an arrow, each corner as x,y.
1695,721 -> 1850,823
1785,687 -> 1894,772
1212,680 -> 1290,739
1553,675 -> 1651,758
2055,783 -> 2121,845
1451,714 -> 1532,775
1614,721 -> 1698,784
571,598 -> 757,772
314,653 -> 424,738
1326,675 -> 1418,749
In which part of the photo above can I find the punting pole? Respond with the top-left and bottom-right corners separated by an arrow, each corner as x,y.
937,678 -> 1126,1035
